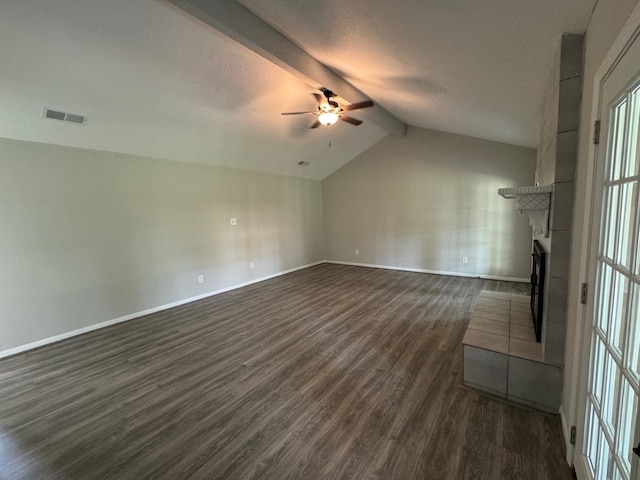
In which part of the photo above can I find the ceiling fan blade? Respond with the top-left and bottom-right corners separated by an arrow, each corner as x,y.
281,111 -> 317,115
312,93 -> 324,105
340,115 -> 363,126
341,100 -> 374,111
340,115 -> 362,126
309,120 -> 322,129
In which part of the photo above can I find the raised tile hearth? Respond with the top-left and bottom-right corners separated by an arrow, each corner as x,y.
462,290 -> 562,412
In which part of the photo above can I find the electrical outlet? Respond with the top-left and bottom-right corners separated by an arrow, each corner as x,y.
462,256 -> 468,264
355,249 -> 359,255
230,218 -> 237,226
198,275 -> 204,283
249,262 -> 254,269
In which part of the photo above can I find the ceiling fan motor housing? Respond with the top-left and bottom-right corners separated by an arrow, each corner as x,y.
280,88 -> 373,128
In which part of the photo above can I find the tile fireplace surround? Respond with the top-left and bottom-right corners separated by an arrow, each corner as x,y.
462,290 -> 562,411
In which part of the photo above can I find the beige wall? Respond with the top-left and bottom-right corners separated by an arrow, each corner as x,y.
322,126 -> 536,280
531,34 -> 584,368
0,138 -> 323,352
562,0 -> 640,455
537,43 -> 561,189
535,41 -> 561,262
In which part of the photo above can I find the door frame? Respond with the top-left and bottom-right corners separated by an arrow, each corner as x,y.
569,2 -> 640,478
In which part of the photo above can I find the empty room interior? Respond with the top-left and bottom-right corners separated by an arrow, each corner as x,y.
2,0 -> 640,479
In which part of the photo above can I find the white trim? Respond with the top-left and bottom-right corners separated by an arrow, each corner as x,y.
574,454 -> 591,480
594,3 -> 640,83
0,261 -> 324,359
325,260 -> 529,283
567,0 -> 640,471
559,405 -> 574,465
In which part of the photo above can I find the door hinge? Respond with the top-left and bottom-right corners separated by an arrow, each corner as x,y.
570,426 -> 577,445
580,283 -> 588,305
593,120 -> 601,144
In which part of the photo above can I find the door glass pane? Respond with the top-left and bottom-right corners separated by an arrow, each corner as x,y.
610,271 -> 630,356
597,264 -> 614,337
627,283 -> 640,382
635,193 -> 640,275
586,399 -> 600,476
613,464 -> 624,480
637,216 -> 640,275
604,185 -> 621,260
617,376 -> 638,476
591,335 -> 607,407
602,349 -> 620,434
610,99 -> 628,181
627,85 -> 640,177
616,182 -> 638,269
597,436 -> 613,479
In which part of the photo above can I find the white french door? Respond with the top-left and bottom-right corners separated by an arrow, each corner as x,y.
578,29 -> 640,480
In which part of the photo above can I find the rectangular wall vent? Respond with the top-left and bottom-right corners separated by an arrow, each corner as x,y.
44,109 -> 66,120
43,108 -> 87,125
65,113 -> 86,124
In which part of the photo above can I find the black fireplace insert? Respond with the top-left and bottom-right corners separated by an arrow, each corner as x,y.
530,240 -> 545,342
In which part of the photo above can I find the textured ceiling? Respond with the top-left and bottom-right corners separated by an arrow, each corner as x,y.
0,0 -> 596,179
0,0 -> 387,180
236,0 -> 597,148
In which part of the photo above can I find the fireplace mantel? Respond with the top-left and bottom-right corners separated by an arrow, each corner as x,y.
498,185 -> 553,237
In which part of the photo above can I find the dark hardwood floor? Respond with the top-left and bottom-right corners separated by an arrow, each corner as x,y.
0,264 -> 573,479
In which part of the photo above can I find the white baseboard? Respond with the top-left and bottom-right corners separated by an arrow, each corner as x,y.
0,259 -> 526,359
325,260 -> 529,283
559,405 -> 575,466
0,261 -> 324,359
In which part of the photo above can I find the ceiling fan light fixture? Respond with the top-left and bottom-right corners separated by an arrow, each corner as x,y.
318,112 -> 339,126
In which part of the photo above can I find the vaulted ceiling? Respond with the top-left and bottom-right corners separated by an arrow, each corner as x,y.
0,0 -> 596,179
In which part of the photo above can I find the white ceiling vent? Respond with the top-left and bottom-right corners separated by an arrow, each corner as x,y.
43,107 -> 87,125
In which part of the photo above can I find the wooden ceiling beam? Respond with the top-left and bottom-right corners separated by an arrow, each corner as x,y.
165,0 -> 406,136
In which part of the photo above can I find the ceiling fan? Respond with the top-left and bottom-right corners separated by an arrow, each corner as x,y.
281,88 -> 374,128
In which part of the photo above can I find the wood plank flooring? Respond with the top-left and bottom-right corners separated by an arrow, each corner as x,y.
0,264 -> 574,479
